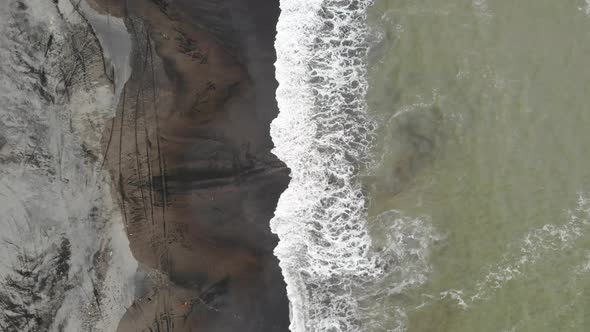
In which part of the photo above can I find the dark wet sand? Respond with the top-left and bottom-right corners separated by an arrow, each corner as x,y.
93,0 -> 290,330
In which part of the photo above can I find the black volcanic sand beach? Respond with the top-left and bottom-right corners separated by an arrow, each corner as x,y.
91,0 -> 290,330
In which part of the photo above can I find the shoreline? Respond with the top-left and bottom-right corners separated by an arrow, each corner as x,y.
270,1 -> 376,330
91,0 -> 291,330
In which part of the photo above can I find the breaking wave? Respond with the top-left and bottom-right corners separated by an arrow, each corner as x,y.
271,0 -> 439,330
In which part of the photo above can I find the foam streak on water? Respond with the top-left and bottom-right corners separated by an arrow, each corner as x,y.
420,193 -> 590,311
271,0 -> 378,330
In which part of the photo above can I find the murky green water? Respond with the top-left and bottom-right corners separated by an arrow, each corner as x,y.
364,1 -> 590,331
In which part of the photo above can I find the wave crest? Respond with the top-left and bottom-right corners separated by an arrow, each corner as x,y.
271,0 -> 383,330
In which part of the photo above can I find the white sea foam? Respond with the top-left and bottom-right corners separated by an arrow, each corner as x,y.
575,251 -> 590,273
272,1 -> 441,330
472,194 -> 590,301
421,193 -> 590,310
271,0 -> 381,330
359,211 -> 439,332
472,0 -> 492,20
368,210 -> 440,296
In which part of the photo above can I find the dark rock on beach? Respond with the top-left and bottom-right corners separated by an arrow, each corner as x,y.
92,0 -> 291,331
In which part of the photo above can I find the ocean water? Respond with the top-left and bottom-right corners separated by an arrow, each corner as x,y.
273,0 -> 590,331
